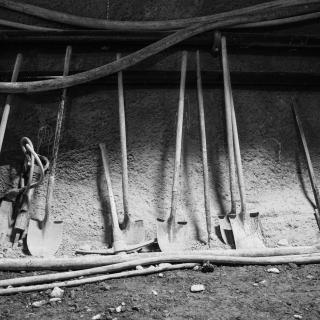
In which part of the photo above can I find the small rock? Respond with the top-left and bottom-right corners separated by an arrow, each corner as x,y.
158,273 -> 164,278
100,283 -> 111,291
288,263 -> 298,269
306,275 -> 314,280
252,283 -> 259,287
108,308 -> 115,313
121,302 -> 126,306
201,261 -> 215,273
267,268 -> 280,274
92,314 -> 102,320
293,315 -> 302,319
132,306 -> 139,311
136,265 -> 144,270
115,306 -> 122,313
49,298 -> 61,303
78,244 -> 91,251
190,284 -> 205,292
159,263 -> 172,268
193,266 -> 200,271
7,285 -> 13,289
152,290 -> 158,296
70,290 -> 76,299
277,239 -> 289,246
50,287 -> 64,298
32,300 -> 47,308
259,280 -> 267,286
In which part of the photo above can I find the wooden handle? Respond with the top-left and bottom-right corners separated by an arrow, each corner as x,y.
292,101 -> 320,229
221,37 -> 237,216
99,143 -> 126,252
222,40 -> 248,219
45,46 -> 72,222
0,53 -> 23,153
117,53 -> 130,224
170,50 -> 188,224
196,50 -> 212,242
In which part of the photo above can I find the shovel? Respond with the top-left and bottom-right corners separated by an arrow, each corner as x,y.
99,143 -> 154,255
0,53 -> 22,243
27,46 -> 72,257
116,53 -> 145,244
156,51 -> 188,252
221,36 -> 265,249
292,100 -> 320,230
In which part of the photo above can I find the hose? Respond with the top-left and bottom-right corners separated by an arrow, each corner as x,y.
0,0 -> 318,31
0,263 -> 198,295
0,245 -> 319,271
1,253 -> 320,295
0,1 -> 319,93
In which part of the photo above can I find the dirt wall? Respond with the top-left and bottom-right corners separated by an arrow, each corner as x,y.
0,1 -> 319,256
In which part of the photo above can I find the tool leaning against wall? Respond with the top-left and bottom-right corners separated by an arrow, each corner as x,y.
27,45 -> 72,257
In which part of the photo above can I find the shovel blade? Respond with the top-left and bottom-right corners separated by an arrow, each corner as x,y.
156,219 -> 187,252
27,220 -> 63,257
229,214 -> 265,249
218,215 -> 234,247
123,220 -> 145,245
0,201 -> 12,244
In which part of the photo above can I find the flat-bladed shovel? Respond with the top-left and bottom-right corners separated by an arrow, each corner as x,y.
99,143 -> 154,255
116,53 -> 145,244
221,36 -> 265,249
156,51 -> 188,252
27,46 -> 72,257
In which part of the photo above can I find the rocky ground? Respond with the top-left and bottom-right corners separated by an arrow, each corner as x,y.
0,263 -> 320,319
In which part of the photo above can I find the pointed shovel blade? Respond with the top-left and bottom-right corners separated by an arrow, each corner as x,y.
156,218 -> 187,252
27,219 -> 63,257
123,219 -> 145,245
229,213 -> 265,249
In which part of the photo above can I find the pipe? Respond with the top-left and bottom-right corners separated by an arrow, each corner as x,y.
1,253 -> 320,291
0,0 -> 318,31
0,245 -> 319,271
0,263 -> 198,295
0,11 -> 319,35
0,2 -> 318,93
0,18 -> 61,31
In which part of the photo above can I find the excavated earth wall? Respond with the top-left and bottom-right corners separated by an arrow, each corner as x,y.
0,0 -> 319,256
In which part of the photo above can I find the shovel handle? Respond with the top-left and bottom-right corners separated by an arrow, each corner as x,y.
117,53 -> 130,225
222,41 -> 248,218
292,101 -> 320,228
221,37 -> 237,216
196,50 -> 212,242
170,50 -> 188,224
44,46 -> 72,222
99,143 -> 126,251
0,53 -> 23,153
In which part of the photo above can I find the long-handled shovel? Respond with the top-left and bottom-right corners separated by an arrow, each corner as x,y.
27,46 -> 72,257
195,50 -> 212,246
222,36 -> 265,249
99,143 -> 154,254
292,100 -> 320,230
0,53 -> 22,244
156,51 -> 188,252
116,53 -> 145,244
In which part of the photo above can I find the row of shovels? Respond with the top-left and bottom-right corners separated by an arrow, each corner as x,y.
1,36 -> 319,257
